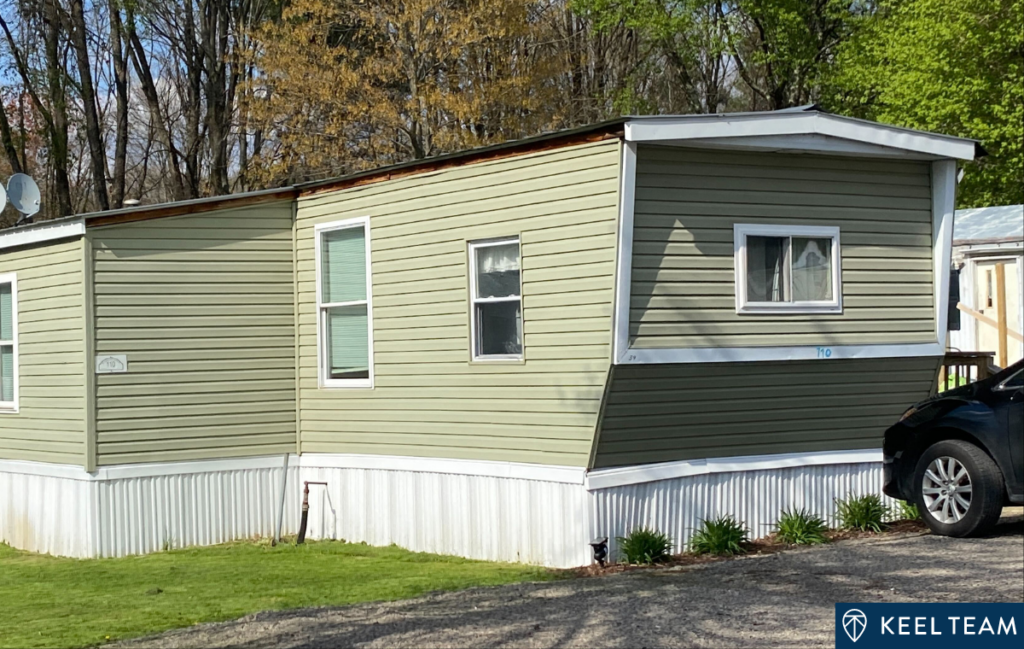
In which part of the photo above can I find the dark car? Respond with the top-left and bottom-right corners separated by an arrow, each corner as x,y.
883,359 -> 1023,537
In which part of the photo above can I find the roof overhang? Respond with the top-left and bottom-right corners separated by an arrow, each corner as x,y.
625,111 -> 979,161
0,216 -> 85,251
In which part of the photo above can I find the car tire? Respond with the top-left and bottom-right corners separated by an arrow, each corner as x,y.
913,439 -> 1004,537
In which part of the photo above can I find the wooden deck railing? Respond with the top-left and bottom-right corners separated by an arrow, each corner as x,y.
938,351 -> 998,391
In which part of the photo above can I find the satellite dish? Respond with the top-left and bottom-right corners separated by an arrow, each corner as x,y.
7,173 -> 41,217
0,182 -> 6,212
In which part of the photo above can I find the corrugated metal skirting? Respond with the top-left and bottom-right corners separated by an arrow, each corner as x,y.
299,464 -> 589,568
0,469 -> 94,557
589,462 -> 893,558
0,460 -> 300,558
94,465 -> 301,557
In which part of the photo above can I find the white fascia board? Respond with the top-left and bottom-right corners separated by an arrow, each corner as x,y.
680,134 -> 939,159
585,448 -> 883,491
625,112 -> 976,161
612,141 -> 637,363
298,453 -> 587,485
617,343 -> 943,365
932,160 -> 957,347
0,218 -> 85,251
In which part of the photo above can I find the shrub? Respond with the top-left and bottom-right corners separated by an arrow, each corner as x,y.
891,500 -> 921,521
775,509 -> 829,545
836,494 -> 887,532
689,516 -> 749,556
617,527 -> 673,565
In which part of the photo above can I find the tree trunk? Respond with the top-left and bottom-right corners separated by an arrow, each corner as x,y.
0,101 -> 24,175
42,0 -> 72,216
126,9 -> 187,201
69,0 -> 110,211
108,0 -> 130,208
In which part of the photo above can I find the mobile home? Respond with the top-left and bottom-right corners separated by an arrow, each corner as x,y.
0,107 -> 979,566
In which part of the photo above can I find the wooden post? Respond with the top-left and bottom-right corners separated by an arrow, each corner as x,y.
996,262 -> 1008,368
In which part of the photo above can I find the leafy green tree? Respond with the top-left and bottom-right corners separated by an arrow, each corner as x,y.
826,0 -> 1023,207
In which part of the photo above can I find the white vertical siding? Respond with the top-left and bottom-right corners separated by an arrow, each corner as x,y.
0,457 -> 299,558
299,459 -> 590,568
588,461 -> 893,559
0,461 -> 94,556
93,462 -> 300,557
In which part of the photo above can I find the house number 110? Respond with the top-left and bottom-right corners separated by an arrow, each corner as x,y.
816,347 -> 833,358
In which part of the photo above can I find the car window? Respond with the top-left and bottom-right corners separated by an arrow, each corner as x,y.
1000,370 -> 1023,390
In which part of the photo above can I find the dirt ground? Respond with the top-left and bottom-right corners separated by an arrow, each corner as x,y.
121,510 -> 1024,649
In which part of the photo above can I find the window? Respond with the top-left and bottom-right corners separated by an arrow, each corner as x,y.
469,237 -> 523,360
734,224 -> 842,314
0,274 -> 16,411
316,218 -> 373,388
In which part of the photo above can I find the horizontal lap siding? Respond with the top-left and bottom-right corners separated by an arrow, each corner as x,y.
0,239 -> 86,465
593,356 -> 940,468
92,202 -> 297,465
630,146 -> 935,348
296,140 -> 622,467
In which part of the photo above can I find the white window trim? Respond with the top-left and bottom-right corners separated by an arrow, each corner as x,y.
0,272 -> 18,413
733,223 -> 843,315
314,217 -> 374,389
468,237 -> 523,362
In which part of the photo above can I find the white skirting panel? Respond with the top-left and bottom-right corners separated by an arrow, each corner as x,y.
93,462 -> 301,557
0,463 -> 95,557
5,452 -> 890,568
0,457 -> 300,558
298,457 -> 590,568
588,460 -> 891,559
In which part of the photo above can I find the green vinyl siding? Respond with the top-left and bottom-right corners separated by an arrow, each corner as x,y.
295,139 -> 622,467
90,201 -> 297,465
0,239 -> 87,465
592,356 -> 941,468
629,146 -> 936,348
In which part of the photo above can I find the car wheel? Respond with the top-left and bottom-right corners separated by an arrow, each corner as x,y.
913,439 -> 1004,537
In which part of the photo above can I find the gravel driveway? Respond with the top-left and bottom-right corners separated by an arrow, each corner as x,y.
123,511 -> 1024,649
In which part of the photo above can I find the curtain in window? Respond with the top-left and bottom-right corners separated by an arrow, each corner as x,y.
475,243 -> 520,298
792,237 -> 833,301
322,228 -> 367,304
746,236 -> 789,302
0,283 -> 13,402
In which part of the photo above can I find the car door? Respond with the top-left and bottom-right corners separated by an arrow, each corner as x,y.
992,368 -> 1024,494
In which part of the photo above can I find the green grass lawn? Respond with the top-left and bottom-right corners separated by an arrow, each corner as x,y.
0,539 -> 555,649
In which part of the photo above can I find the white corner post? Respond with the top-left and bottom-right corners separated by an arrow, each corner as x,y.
932,160 -> 957,349
613,141 -> 637,364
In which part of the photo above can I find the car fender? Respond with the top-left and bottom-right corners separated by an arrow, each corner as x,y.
908,401 -> 1014,491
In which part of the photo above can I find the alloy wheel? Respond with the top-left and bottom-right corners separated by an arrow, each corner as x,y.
921,456 -> 973,524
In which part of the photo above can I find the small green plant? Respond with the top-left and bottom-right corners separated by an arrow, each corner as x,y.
689,516 -> 749,556
891,500 -> 921,521
836,494 -> 887,532
775,509 -> 829,545
617,527 -> 673,565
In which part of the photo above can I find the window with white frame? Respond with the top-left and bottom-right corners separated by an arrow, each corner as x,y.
469,237 -> 523,360
734,224 -> 842,313
316,218 -> 373,387
0,274 -> 17,410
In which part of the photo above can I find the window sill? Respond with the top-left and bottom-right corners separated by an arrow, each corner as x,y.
319,380 -> 374,390
737,304 -> 843,315
471,356 -> 525,364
